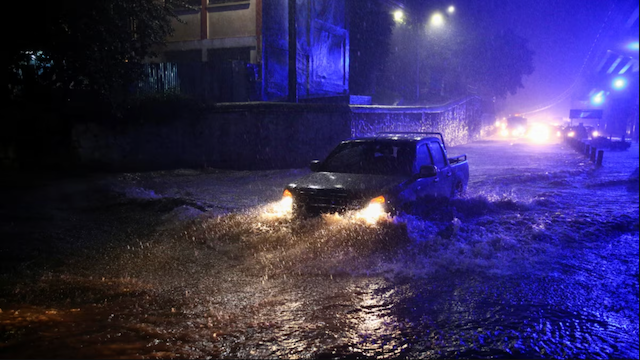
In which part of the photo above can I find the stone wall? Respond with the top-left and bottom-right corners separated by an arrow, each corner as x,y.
72,97 -> 491,171
351,96 -> 485,148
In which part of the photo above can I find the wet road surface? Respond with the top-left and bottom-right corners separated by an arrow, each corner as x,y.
1,137 -> 638,359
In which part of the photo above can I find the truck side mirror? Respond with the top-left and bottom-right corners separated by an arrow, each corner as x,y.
419,165 -> 438,178
309,160 -> 321,172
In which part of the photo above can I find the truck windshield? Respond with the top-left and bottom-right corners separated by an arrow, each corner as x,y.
320,141 -> 415,176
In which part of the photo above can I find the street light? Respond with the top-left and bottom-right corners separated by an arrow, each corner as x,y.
612,76 -> 628,90
591,91 -> 605,106
392,7 -> 455,102
430,12 -> 445,27
393,10 -> 405,24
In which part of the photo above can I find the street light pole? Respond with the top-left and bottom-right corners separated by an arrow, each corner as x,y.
416,30 -> 420,102
288,0 -> 298,103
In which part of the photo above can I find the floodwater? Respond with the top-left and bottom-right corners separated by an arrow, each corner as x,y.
1,137 -> 638,359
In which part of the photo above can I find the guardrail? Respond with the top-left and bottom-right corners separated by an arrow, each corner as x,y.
564,137 -> 604,167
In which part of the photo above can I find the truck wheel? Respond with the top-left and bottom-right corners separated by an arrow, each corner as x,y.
452,181 -> 466,198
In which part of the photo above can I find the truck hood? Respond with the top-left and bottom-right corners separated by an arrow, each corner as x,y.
287,172 -> 408,198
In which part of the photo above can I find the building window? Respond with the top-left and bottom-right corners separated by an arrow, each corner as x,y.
209,0 -> 248,5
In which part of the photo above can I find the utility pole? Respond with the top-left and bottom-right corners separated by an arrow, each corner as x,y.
288,0 -> 298,103
200,0 -> 208,41
416,33 -> 420,102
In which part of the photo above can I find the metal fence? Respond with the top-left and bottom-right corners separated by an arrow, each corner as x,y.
137,63 -> 180,94
136,62 -> 261,103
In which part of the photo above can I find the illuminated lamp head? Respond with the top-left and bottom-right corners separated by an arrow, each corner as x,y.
393,10 -> 405,23
612,77 -> 627,90
281,189 -> 293,208
590,91 -> 605,106
356,196 -> 387,224
430,12 -> 445,27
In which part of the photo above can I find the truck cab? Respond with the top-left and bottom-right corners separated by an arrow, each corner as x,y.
282,132 -> 469,217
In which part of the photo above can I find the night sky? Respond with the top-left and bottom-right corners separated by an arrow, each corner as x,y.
454,0 -> 625,120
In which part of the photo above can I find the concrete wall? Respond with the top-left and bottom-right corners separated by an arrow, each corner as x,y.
208,1 -> 256,39
169,12 -> 201,43
73,103 -> 351,171
72,97 -> 489,172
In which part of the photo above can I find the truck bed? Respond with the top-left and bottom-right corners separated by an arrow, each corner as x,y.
449,154 -> 468,166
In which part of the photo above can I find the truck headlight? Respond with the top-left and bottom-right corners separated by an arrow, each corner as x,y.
276,189 -> 293,213
262,189 -> 294,218
356,196 -> 387,224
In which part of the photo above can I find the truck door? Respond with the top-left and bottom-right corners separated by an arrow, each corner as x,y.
427,141 -> 453,197
413,143 -> 440,198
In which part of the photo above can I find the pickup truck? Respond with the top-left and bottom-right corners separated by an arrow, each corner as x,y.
280,132 -> 469,217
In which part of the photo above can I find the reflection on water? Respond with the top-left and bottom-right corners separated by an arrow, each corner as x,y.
0,142 -> 638,359
1,206 -> 636,359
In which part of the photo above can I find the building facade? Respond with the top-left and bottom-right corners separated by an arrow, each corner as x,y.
148,0 -> 349,103
571,2 -> 639,140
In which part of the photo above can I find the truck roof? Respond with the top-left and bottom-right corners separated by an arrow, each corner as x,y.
349,132 -> 447,149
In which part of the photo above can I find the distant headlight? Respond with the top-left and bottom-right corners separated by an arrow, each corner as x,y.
568,131 -> 575,138
528,123 -> 549,143
500,129 -> 509,137
592,131 -> 599,137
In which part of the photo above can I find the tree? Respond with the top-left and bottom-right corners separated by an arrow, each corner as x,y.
7,0 -> 183,101
372,0 -> 535,106
348,1 -> 394,97
460,29 -> 535,100
5,0 -> 188,170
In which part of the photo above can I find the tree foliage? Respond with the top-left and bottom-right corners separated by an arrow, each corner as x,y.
348,1 -> 394,96
5,0 -> 190,170
460,29 -> 535,100
8,0 -> 184,101
366,0 -> 535,105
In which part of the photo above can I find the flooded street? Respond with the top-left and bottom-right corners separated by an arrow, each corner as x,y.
1,137 -> 638,359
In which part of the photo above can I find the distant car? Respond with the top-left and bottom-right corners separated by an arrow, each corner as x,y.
500,116 -> 529,137
563,124 -> 598,140
584,126 -> 600,139
552,124 -> 568,139
280,132 -> 469,218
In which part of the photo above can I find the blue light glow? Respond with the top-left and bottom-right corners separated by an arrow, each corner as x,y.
628,42 -> 639,51
590,91 -> 605,106
612,77 -> 627,90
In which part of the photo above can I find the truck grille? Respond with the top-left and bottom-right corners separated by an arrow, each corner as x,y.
295,188 -> 362,212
